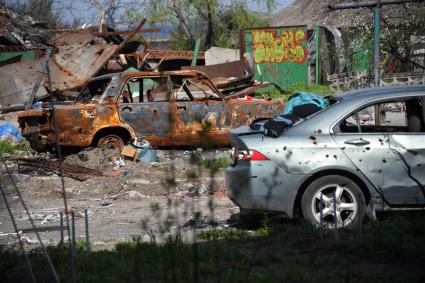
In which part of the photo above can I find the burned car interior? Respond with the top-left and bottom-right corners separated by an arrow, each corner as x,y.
117,75 -> 223,104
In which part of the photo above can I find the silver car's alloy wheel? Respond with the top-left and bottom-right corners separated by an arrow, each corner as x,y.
301,175 -> 366,229
311,184 -> 357,228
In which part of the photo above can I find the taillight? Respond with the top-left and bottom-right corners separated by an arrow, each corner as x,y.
242,150 -> 269,161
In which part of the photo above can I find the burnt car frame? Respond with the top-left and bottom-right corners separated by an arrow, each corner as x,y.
18,70 -> 283,151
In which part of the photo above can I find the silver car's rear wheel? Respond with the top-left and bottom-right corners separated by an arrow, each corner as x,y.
301,175 -> 366,229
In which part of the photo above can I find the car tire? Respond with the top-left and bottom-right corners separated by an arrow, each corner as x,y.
301,175 -> 366,229
27,135 -> 49,152
97,135 -> 124,150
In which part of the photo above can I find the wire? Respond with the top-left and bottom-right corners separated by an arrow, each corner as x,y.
0,156 -> 60,282
46,63 -> 77,283
0,181 -> 36,283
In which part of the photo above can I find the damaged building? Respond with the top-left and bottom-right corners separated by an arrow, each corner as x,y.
268,0 -> 425,91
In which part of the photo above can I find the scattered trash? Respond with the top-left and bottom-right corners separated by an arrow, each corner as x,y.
21,236 -> 38,244
132,139 -> 157,164
183,216 -> 218,229
17,158 -> 104,181
78,210 -> 93,218
0,122 -> 23,142
41,213 -> 60,225
127,190 -> 150,200
121,145 -> 138,161
213,187 -> 227,199
100,197 -> 113,207
113,157 -> 126,171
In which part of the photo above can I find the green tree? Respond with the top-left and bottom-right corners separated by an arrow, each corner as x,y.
322,0 -> 425,73
135,0 -> 275,50
6,0 -> 61,27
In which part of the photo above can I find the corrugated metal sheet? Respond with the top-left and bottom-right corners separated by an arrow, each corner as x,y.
0,31 -> 118,106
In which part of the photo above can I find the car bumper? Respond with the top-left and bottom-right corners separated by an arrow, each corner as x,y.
225,160 -> 306,217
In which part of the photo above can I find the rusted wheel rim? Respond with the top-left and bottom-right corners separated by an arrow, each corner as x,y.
98,135 -> 124,150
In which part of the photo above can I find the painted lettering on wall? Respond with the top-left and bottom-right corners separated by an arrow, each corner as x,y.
251,29 -> 307,64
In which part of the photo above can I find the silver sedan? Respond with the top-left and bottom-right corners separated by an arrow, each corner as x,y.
226,85 -> 425,228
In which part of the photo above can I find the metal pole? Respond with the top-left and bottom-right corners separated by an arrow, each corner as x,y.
328,0 -> 423,10
85,209 -> 90,252
60,212 -> 64,250
71,211 -> 77,272
191,38 -> 201,66
0,182 -> 36,283
319,193 -> 324,239
357,193 -> 362,240
373,5 -> 381,87
25,48 -> 53,110
315,26 -> 320,85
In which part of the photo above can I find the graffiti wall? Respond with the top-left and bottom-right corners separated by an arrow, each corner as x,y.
243,26 -> 308,90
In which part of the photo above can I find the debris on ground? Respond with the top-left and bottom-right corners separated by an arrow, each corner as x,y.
17,158 -> 104,181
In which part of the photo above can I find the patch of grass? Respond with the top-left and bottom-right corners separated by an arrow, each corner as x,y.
185,170 -> 198,181
287,82 -> 331,96
199,155 -> 231,171
0,141 -> 31,154
255,83 -> 332,102
198,215 -> 288,241
0,237 -> 278,283
361,214 -> 417,259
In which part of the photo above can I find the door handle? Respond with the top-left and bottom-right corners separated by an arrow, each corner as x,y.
344,138 -> 370,146
177,106 -> 186,110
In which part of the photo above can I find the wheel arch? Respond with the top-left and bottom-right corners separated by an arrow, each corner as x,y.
91,126 -> 133,147
293,169 -> 372,217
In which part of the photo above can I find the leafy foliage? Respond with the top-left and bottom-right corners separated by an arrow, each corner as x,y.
5,0 -> 61,28
321,0 -> 425,73
133,0 -> 275,50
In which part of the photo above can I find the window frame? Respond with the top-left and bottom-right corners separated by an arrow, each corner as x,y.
333,95 -> 425,135
117,76 -> 172,104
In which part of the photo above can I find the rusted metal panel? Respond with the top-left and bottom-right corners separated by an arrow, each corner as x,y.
182,60 -> 249,79
0,31 -> 118,106
119,102 -> 172,136
0,19 -> 147,107
139,50 -> 205,60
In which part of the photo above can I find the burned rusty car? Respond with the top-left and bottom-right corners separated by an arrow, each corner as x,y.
18,70 -> 283,151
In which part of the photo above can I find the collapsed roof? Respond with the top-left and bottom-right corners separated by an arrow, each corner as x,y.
268,0 -> 425,29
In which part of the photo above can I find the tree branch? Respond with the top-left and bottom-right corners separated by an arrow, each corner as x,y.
170,0 -> 195,47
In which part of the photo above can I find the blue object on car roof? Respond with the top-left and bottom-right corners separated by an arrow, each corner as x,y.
283,92 -> 328,115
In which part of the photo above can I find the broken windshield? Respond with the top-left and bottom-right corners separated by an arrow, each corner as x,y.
77,77 -> 113,103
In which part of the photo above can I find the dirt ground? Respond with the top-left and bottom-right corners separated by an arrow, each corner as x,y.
0,147 -> 238,249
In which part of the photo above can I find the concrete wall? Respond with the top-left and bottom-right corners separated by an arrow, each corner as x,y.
205,47 -> 240,65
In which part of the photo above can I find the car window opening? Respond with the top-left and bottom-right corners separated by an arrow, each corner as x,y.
119,77 -> 171,103
337,98 -> 424,134
77,77 -> 112,103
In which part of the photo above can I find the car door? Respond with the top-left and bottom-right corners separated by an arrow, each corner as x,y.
387,98 -> 425,205
117,76 -> 173,145
171,77 -> 230,146
332,99 -> 425,205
